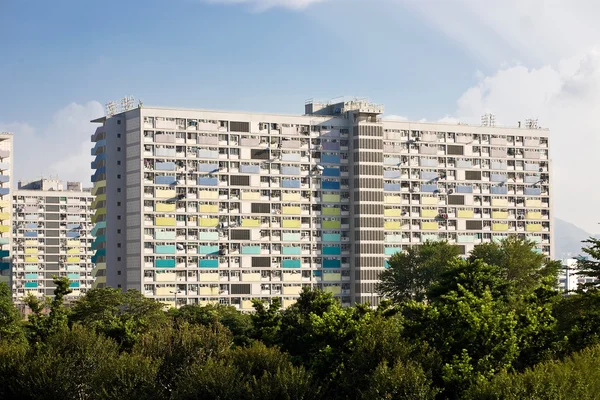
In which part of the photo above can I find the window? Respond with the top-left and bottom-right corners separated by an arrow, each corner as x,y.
117,133 -> 121,137
117,271 -> 121,275
117,202 -> 121,206
117,257 -> 121,261
117,161 -> 121,165
117,147 -> 121,151
117,188 -> 121,193
117,215 -> 121,220
117,229 -> 121,234
117,174 -> 121,179
117,243 -> 121,248
117,120 -> 121,125
117,284 -> 121,288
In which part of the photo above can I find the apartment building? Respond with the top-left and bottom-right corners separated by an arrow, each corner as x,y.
12,179 -> 95,301
91,98 -> 552,309
0,133 -> 12,285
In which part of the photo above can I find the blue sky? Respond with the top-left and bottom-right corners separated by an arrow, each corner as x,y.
2,0 -> 600,231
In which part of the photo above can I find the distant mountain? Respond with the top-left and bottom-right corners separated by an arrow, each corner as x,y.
554,218 -> 595,259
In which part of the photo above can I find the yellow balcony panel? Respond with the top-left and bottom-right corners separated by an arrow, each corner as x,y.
199,218 -> 219,227
457,210 -> 474,218
283,273 -> 301,282
323,273 -> 341,282
282,299 -> 297,308
324,286 -> 341,295
0,226 -> 8,233
156,217 -> 176,227
322,207 -> 340,216
199,287 -> 219,296
198,190 -> 219,200
25,248 -> 38,255
282,220 -> 301,228
155,287 -> 176,296
25,256 -> 38,263
282,193 -> 301,202
492,223 -> 509,231
241,219 -> 260,227
67,248 -> 80,255
67,240 -> 80,246
67,257 -> 80,263
492,211 -> 508,219
241,191 -> 260,200
155,272 -> 176,282
421,209 -> 437,218
0,200 -> 9,208
156,189 -> 176,199
199,300 -> 219,307
526,199 -> 542,207
421,222 -> 439,230
384,209 -> 402,217
0,212 -> 9,221
491,199 -> 508,207
422,196 -> 438,205
241,273 -> 261,282
156,203 -> 176,212
384,221 -> 402,230
526,212 -> 542,220
283,286 -> 302,295
199,273 -> 219,282
323,194 -> 341,203
384,196 -> 401,204
282,206 -> 301,215
526,224 -> 542,232
241,300 -> 254,309
199,204 -> 218,213
25,240 -> 38,246
92,180 -> 106,195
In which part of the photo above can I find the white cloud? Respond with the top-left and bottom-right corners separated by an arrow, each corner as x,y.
382,114 -> 408,121
405,0 -> 600,66
202,0 -> 328,10
0,101 -> 103,188
448,48 -> 600,232
438,116 -> 460,124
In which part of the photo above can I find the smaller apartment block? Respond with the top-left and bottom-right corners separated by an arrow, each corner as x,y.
12,179 -> 95,300
0,133 -> 13,284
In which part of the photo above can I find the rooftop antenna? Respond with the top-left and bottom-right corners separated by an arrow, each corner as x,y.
481,113 -> 496,127
105,101 -> 118,117
524,118 -> 538,129
120,95 -> 135,113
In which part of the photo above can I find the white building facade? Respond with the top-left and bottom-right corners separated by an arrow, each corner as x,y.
91,99 -> 552,309
12,179 -> 95,301
0,133 -> 12,286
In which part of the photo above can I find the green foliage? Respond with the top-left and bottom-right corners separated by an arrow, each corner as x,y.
251,296 -> 282,345
577,237 -> 600,289
468,236 -> 559,294
377,241 -> 461,303
70,287 -> 167,348
466,344 -> 600,400
25,276 -> 73,341
171,303 -> 253,345
361,360 -> 438,400
0,282 -> 25,344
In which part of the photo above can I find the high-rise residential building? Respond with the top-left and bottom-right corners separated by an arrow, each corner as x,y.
12,179 -> 95,301
91,98 -> 552,309
0,133 -> 12,285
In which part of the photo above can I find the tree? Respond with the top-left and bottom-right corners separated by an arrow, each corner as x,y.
70,288 -> 167,348
25,276 -> 72,341
468,236 -> 559,295
361,360 -> 438,400
377,241 -> 461,303
251,297 -> 282,346
576,237 -> 600,290
171,303 -> 253,346
0,282 -> 25,344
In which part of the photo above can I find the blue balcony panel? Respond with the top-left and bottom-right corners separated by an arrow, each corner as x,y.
197,177 -> 218,186
322,181 -> 340,190
322,168 -> 340,177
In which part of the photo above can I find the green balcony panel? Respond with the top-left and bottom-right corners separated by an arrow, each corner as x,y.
155,231 -> 177,240
323,259 -> 341,269
199,232 -> 219,241
323,234 -> 341,242
282,246 -> 301,255
384,247 -> 400,255
322,246 -> 341,255
156,259 -> 176,268
24,282 -> 38,288
282,259 -> 301,268
322,220 -> 341,229
199,259 -> 218,268
282,233 -> 301,242
155,245 -> 176,254
241,246 -> 261,255
198,245 -> 219,255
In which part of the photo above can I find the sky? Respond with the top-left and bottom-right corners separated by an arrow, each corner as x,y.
0,0 -> 599,231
